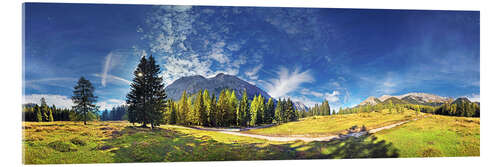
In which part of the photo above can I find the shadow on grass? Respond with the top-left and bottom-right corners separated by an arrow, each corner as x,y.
292,135 -> 399,159
106,126 -> 399,163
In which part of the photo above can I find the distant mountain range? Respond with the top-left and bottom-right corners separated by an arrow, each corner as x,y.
165,73 -> 271,101
166,74 -> 474,111
359,93 -> 454,107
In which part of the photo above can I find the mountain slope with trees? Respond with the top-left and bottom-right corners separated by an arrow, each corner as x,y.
165,73 -> 271,101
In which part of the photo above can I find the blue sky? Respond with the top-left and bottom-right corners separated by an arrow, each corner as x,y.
24,3 -> 480,110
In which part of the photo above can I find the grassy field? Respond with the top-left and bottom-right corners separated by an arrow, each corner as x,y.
245,109 -> 423,137
372,114 -> 480,157
22,112 -> 479,164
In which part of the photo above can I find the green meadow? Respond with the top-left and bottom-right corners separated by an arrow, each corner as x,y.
22,111 -> 479,164
244,109 -> 421,137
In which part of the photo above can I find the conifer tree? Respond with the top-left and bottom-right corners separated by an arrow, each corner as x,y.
209,93 -> 217,126
193,90 -> 207,126
203,89 -> 212,125
237,90 -> 249,126
217,90 -> 228,127
250,95 -> 258,126
126,55 -> 167,128
322,100 -> 331,115
72,77 -> 98,125
35,105 -> 42,122
102,109 -> 109,121
178,91 -> 189,125
48,108 -> 54,122
167,100 -> 177,124
228,90 -> 238,126
257,94 -> 264,124
265,98 -> 275,123
285,98 -> 296,122
274,99 -> 283,124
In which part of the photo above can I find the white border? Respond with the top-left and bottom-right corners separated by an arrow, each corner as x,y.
3,0 -> 499,167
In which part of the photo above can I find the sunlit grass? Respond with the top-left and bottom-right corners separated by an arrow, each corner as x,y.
245,109 -> 424,137
22,112 -> 479,164
373,115 -> 480,157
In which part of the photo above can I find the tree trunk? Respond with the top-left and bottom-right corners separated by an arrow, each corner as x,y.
150,122 -> 154,130
141,122 -> 147,128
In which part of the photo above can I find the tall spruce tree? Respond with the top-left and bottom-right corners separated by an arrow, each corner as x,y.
237,90 -> 249,126
209,93 -> 217,127
202,89 -> 212,126
126,55 -> 167,129
35,105 -> 42,122
265,98 -> 275,124
274,99 -> 283,124
193,90 -> 207,126
71,77 -> 98,125
102,109 -> 109,121
257,94 -> 264,125
177,91 -> 189,125
228,90 -> 238,126
250,95 -> 258,126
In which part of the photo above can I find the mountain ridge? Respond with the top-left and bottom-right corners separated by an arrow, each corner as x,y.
358,92 -> 454,107
165,73 -> 271,101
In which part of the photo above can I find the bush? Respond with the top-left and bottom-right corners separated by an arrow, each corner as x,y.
70,138 -> 86,146
48,141 -> 77,152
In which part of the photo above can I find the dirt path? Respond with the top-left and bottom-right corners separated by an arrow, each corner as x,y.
167,116 -> 425,142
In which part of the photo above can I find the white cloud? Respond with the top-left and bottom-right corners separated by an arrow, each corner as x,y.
325,90 -> 340,103
208,41 -> 229,64
101,52 -> 113,87
23,94 -> 73,109
299,88 -> 340,103
245,64 -> 263,80
97,99 -> 126,111
467,94 -> 480,102
289,96 -> 320,108
264,67 -> 314,98
161,54 -> 212,85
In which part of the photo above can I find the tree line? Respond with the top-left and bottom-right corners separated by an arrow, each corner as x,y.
338,100 -> 479,118
434,102 -> 479,117
101,105 -> 128,121
159,89 -> 315,127
22,97 -> 99,122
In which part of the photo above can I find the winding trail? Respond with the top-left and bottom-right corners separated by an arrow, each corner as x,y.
167,116 -> 425,142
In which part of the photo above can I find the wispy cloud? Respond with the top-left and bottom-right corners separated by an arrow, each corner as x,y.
23,94 -> 73,109
101,52 -> 113,87
245,64 -> 263,80
93,74 -> 131,86
264,67 -> 314,98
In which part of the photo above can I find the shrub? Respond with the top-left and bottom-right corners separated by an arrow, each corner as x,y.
48,141 -> 77,152
70,138 -> 86,146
